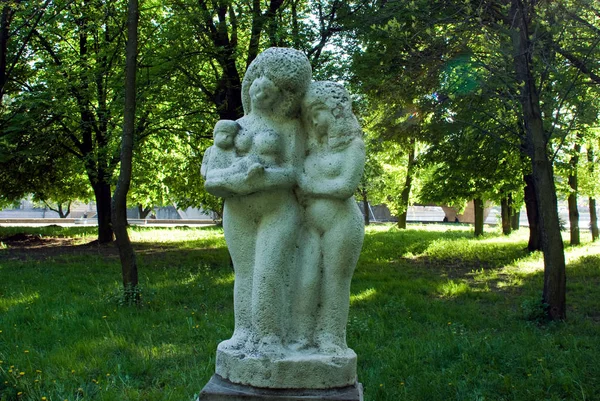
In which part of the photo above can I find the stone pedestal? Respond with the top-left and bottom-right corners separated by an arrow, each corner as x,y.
198,375 -> 364,401
216,345 -> 357,389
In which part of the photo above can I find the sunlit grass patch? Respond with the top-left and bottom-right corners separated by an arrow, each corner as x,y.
422,234 -> 530,269
350,288 -> 377,305
0,292 -> 40,313
128,226 -> 226,246
213,273 -> 235,286
437,280 -> 472,298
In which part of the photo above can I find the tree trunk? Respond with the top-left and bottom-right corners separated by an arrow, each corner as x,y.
587,147 -> 598,241
508,193 -> 519,230
0,5 -> 10,103
568,141 -> 581,245
590,197 -> 599,241
291,0 -> 301,49
500,196 -> 512,235
397,138 -> 416,229
532,151 -> 566,320
511,210 -> 520,230
523,173 -> 541,251
567,184 -> 580,246
474,198 -> 484,237
361,191 -> 370,226
112,0 -> 139,304
511,0 -> 566,320
138,204 -> 152,219
57,202 -> 71,218
93,180 -> 114,243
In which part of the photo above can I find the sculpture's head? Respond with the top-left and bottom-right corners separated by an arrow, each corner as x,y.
303,81 -> 362,150
248,76 -> 281,112
213,119 -> 240,149
242,48 -> 312,118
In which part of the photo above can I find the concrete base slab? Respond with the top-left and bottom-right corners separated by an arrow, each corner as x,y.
198,375 -> 364,401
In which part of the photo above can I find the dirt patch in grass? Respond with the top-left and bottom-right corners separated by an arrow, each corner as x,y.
0,233 -> 202,262
0,233 -> 120,260
397,255 -> 525,294
399,255 -> 504,275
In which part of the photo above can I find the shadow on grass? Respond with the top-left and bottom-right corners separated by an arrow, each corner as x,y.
357,228 -> 531,287
0,227 -> 231,269
565,253 -> 600,322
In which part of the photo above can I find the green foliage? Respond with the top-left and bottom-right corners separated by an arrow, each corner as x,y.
357,135 -> 411,215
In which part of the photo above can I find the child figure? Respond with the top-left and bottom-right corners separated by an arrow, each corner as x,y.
201,119 -> 283,187
200,119 -> 240,179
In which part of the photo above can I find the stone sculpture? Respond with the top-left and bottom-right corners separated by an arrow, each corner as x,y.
200,47 -> 365,399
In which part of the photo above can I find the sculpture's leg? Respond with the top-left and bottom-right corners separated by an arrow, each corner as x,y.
316,201 -> 364,353
221,201 -> 257,350
252,195 -> 301,353
290,225 -> 321,350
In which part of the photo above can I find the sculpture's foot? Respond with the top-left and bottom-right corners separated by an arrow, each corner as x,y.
316,333 -> 345,354
218,330 -> 251,351
288,338 -> 313,352
257,334 -> 284,355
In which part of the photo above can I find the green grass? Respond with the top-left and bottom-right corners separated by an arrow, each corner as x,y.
1,224 -> 599,401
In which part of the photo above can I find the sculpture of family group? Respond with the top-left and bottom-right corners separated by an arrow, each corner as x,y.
201,47 -> 365,389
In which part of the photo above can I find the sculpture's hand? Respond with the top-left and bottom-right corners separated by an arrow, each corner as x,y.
246,163 -> 265,179
297,173 -> 312,194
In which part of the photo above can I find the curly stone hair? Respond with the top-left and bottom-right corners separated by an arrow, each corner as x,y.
242,48 -> 312,118
303,80 -> 362,150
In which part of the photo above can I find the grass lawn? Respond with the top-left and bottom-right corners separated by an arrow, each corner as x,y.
1,224 -> 599,401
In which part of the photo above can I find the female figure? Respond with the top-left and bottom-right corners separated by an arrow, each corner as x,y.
296,81 -> 365,353
204,48 -> 312,354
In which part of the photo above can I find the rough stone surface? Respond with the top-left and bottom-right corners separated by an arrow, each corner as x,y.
201,47 -> 365,390
198,375 -> 364,401
216,346 -> 357,389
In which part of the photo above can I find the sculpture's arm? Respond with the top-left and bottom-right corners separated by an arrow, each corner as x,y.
206,162 -> 296,198
299,140 -> 365,200
261,165 -> 297,189
205,168 -> 248,198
